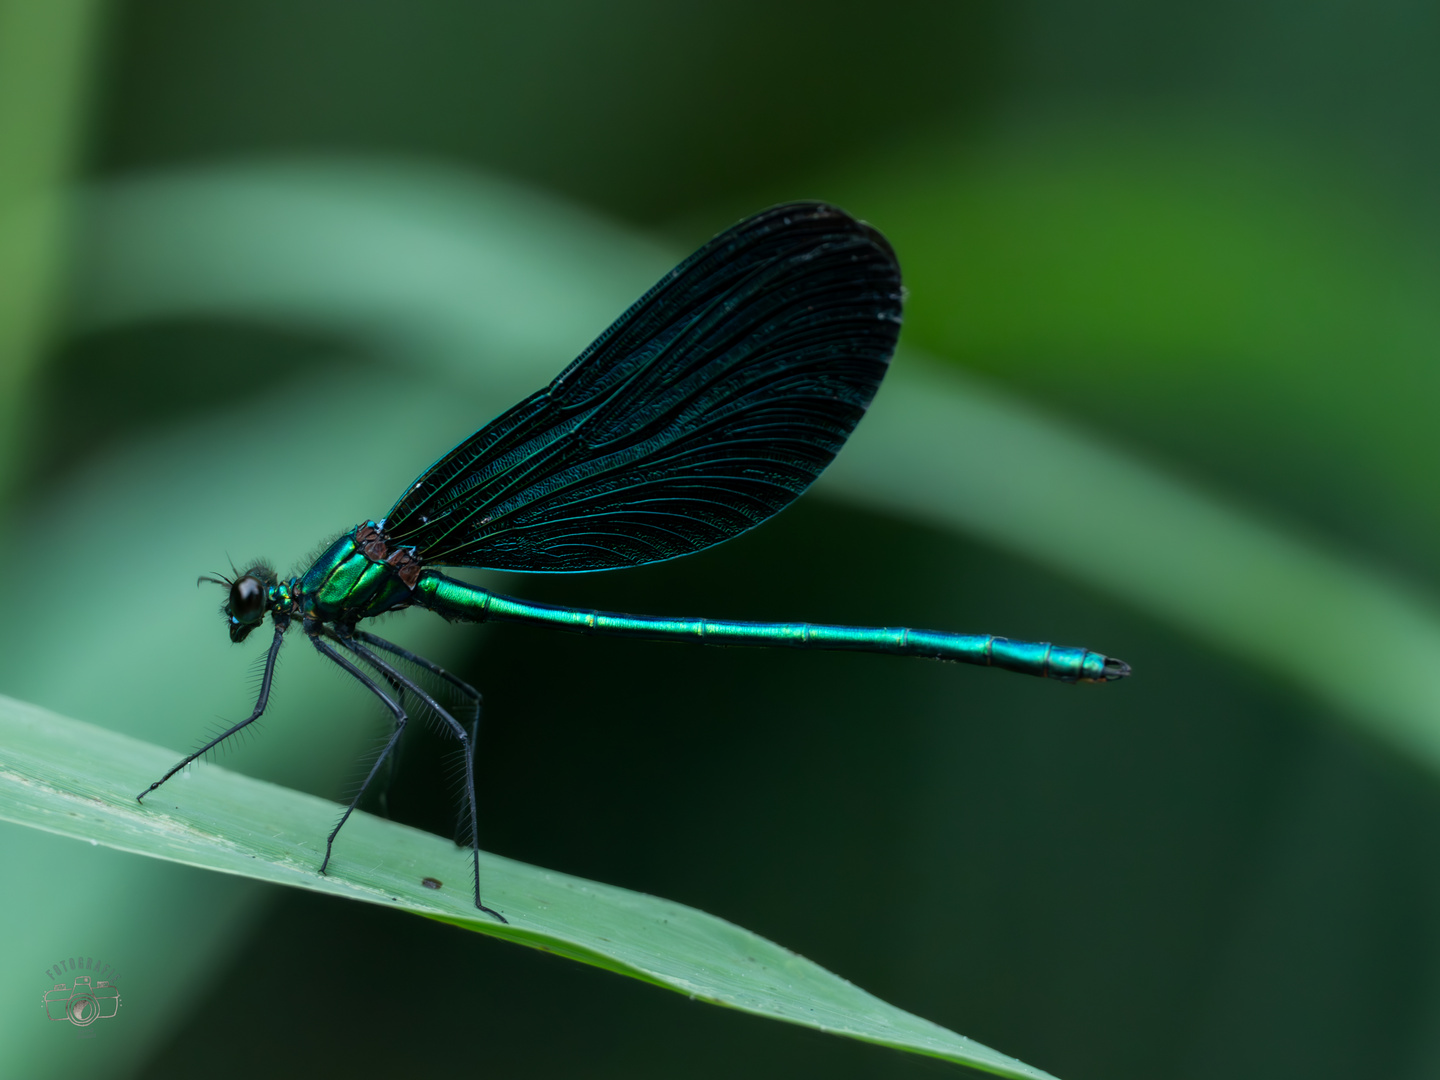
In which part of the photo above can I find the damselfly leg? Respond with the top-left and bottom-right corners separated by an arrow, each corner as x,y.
137,625 -> 285,802
352,629 -> 483,714
351,630 -> 486,849
320,629 -> 501,922
308,635 -> 408,874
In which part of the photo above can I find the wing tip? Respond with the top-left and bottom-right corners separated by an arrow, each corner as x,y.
737,201 -> 902,305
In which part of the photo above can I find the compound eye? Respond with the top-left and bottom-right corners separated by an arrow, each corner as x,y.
229,575 -> 266,621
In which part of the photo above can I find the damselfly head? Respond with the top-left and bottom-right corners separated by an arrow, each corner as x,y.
199,563 -> 278,642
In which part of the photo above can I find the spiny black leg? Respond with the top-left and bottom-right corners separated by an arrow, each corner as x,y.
310,635 -> 408,879
352,629 -> 482,717
332,631 -> 503,923
352,629 -> 480,824
332,632 -> 500,922
462,711 -> 484,871
377,676 -> 405,819
377,733 -> 399,819
354,630 -> 472,823
138,625 -> 285,802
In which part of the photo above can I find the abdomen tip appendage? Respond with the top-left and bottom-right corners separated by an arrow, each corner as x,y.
1100,656 -> 1131,681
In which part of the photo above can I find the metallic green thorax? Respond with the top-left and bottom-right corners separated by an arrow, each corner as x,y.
296,528 -> 416,624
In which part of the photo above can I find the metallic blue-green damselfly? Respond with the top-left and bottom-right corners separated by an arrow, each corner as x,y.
138,203 -> 1129,921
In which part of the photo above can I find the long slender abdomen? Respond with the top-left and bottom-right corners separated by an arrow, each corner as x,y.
414,571 -> 1129,683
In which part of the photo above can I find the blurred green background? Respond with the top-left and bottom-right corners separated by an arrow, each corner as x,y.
5,2 -> 1440,1077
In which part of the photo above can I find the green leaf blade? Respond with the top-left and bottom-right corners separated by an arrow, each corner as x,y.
0,693 -> 1057,1079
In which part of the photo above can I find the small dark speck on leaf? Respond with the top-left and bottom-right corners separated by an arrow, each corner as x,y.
421,877 -> 443,890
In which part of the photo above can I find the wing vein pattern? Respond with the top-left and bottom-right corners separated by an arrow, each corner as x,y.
382,202 -> 903,573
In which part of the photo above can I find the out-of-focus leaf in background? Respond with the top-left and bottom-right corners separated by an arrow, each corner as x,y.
828,130 -> 1440,587
0,0 -> 102,493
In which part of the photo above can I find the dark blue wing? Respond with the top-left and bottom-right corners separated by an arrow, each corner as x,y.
381,201 -> 902,572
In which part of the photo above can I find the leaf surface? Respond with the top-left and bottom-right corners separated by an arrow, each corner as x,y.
0,694 -> 1058,1080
